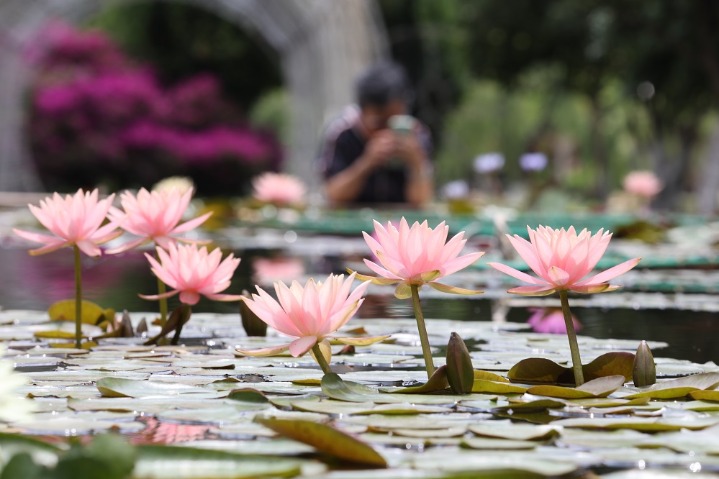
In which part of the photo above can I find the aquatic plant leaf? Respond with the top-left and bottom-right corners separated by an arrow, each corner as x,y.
255,417 -> 387,467
332,335 -> 390,346
474,370 -> 509,382
492,398 -> 566,413
689,390 -> 719,402
624,372 -> 719,399
226,388 -> 270,404
96,377 -> 223,399
468,421 -> 559,441
134,445 -> 303,478
48,299 -> 115,328
460,437 -> 540,450
554,416 -> 719,432
508,352 -> 635,385
473,380 -> 528,394
527,375 -> 625,399
386,365 -> 449,394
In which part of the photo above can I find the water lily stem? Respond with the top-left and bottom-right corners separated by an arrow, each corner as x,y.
155,249 -> 168,326
157,277 -> 168,326
312,343 -> 333,375
411,284 -> 436,379
171,304 -> 191,345
560,290 -> 584,386
73,245 -> 82,349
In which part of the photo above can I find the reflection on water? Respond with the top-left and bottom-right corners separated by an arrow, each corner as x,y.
0,246 -> 717,364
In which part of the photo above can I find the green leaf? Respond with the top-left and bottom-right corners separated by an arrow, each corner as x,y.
394,283 -> 412,299
134,445 -> 303,478
386,365 -> 449,394
227,388 -> 270,404
492,398 -> 566,413
508,352 -> 635,385
474,370 -> 509,382
473,380 -> 528,394
82,434 -> 136,479
321,373 -> 386,402
255,417 -> 387,467
48,299 -> 114,328
624,372 -> 719,399
0,453 -> 46,479
527,375 -> 625,399
468,421 -> 559,441
96,377 -> 223,399
332,335 -> 390,347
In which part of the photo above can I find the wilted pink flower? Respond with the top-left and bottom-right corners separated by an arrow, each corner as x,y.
359,218 -> 484,298
13,189 -> 119,256
527,308 -> 582,334
489,226 -> 640,296
623,170 -> 662,199
236,273 -> 383,359
141,243 -> 242,306
252,172 -> 306,205
107,187 -> 211,253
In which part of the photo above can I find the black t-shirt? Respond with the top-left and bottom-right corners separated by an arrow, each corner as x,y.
323,127 -> 408,204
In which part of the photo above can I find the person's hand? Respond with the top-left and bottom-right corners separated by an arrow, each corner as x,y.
395,133 -> 426,169
363,130 -> 397,168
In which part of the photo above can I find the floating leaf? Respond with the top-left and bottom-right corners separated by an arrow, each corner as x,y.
473,380 -> 528,394
227,388 -> 269,404
624,372 -> 719,399
331,335 -> 390,347
492,398 -> 566,413
689,390 -> 719,402
461,437 -> 540,450
527,375 -> 625,399
468,421 -> 559,441
96,377 -> 223,399
474,370 -> 510,383
255,417 -> 387,467
553,416 -> 719,432
134,445 -> 303,478
385,366 -> 449,394
508,352 -> 635,385
48,299 -> 115,328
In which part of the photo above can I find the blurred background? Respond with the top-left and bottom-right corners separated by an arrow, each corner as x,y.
1,0 -> 718,213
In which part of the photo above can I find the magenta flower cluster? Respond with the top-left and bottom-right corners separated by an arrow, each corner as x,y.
28,22 -> 282,195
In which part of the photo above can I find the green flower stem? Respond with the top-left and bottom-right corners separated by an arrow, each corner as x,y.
410,284 -> 436,379
559,290 -> 584,386
73,245 -> 82,349
312,343 -> 333,375
155,249 -> 168,326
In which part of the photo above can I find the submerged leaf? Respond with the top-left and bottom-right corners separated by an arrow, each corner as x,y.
255,417 -> 387,467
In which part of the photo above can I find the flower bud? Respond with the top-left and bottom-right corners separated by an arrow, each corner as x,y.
446,332 -> 474,394
240,292 -> 267,337
632,340 -> 656,387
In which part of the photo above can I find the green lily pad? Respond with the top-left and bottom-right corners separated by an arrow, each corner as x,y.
460,437 -> 541,450
134,445 -> 303,478
255,417 -> 387,467
508,352 -> 635,385
473,380 -> 528,394
527,375 -> 626,399
96,377 -> 224,399
468,421 -> 559,441
623,372 -> 719,399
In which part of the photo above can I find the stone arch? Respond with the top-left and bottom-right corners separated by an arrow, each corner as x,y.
0,0 -> 388,192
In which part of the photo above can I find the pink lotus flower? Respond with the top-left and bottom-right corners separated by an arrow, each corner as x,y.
13,189 -> 119,256
359,218 -> 484,298
108,187 -> 211,253
252,172 -> 306,206
527,308 -> 582,334
623,170 -> 662,199
236,273 -> 385,360
489,226 -> 640,296
252,257 -> 305,285
141,243 -> 242,306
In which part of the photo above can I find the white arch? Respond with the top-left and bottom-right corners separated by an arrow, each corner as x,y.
0,0 -> 387,192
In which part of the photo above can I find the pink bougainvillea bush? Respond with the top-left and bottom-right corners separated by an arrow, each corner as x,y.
28,22 -> 282,195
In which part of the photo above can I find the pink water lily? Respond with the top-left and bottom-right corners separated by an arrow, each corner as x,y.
13,189 -> 120,256
107,187 -> 211,253
236,274 -> 385,369
141,243 -> 242,306
360,218 -> 484,298
623,170 -> 662,199
252,172 -> 306,206
528,308 -> 582,335
489,226 -> 640,296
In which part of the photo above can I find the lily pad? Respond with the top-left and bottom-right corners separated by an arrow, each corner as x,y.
508,352 -> 635,385
526,375 -> 625,399
623,372 -> 719,399
255,417 -> 387,467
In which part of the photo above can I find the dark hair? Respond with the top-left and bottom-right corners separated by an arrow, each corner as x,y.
355,61 -> 411,108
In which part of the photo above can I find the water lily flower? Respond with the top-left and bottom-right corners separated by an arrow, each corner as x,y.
13,189 -> 119,257
359,218 -> 484,379
488,226 -> 640,296
527,308 -> 581,334
141,243 -> 242,306
107,187 -> 211,254
252,172 -> 306,206
13,189 -> 120,348
236,273 -> 385,374
489,225 -> 640,386
623,170 -> 662,199
359,218 -> 484,298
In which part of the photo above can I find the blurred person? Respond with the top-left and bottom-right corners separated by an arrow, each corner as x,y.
319,61 -> 433,208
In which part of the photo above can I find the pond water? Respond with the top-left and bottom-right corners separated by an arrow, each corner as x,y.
0,239 -> 716,365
